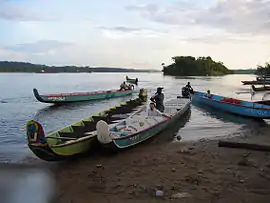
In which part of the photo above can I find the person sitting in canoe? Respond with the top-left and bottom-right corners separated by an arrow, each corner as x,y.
120,82 -> 128,91
205,90 -> 212,98
127,84 -> 134,90
147,102 -> 163,116
150,87 -> 165,112
147,102 -> 170,118
185,82 -> 194,94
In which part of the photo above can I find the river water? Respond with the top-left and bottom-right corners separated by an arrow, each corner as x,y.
0,72 -> 269,163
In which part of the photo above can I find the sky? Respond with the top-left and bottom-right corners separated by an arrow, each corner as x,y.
0,0 -> 269,69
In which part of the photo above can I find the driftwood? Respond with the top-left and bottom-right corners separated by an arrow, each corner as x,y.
218,141 -> 270,152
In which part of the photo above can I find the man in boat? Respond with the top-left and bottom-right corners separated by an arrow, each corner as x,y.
185,82 -> 194,93
147,102 -> 163,116
206,90 -> 212,98
120,82 -> 128,91
150,87 -> 165,112
147,102 -> 170,118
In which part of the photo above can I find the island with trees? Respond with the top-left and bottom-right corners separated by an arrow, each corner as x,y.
0,61 -> 159,73
162,56 -> 231,76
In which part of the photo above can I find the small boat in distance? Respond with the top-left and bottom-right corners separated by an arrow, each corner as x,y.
26,93 -> 148,161
257,76 -> 270,82
33,88 -> 137,104
126,76 -> 138,85
251,85 -> 270,92
241,80 -> 270,85
192,91 -> 270,119
96,97 -> 191,150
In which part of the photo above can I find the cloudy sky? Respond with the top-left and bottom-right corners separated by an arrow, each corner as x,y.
0,0 -> 269,69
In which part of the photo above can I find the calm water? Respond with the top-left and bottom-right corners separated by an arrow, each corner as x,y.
0,72 -> 269,163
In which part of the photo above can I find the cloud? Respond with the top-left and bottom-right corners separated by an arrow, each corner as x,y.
5,40 -> 74,54
97,26 -> 167,39
0,1 -> 56,21
126,0 -> 270,35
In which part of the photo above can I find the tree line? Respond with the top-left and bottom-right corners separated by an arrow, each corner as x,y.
255,62 -> 270,75
0,61 -> 159,73
162,56 -> 231,76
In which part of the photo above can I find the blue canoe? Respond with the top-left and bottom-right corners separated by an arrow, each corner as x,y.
192,91 -> 270,119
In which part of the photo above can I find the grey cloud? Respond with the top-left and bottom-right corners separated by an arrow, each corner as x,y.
0,1 -> 56,21
97,26 -> 168,35
126,0 -> 270,35
97,26 -> 145,32
5,40 -> 74,54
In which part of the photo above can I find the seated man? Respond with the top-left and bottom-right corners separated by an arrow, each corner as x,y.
119,82 -> 128,91
146,102 -> 171,119
147,102 -> 163,116
185,82 -> 194,94
206,90 -> 212,98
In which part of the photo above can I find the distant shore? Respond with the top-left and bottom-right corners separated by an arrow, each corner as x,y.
0,61 -> 160,73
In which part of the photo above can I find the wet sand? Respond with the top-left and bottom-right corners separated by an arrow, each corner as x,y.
53,125 -> 270,203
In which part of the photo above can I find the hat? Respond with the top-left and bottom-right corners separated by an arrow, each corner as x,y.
157,87 -> 163,91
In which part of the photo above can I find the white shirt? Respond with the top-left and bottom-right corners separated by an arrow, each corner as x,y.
147,108 -> 163,116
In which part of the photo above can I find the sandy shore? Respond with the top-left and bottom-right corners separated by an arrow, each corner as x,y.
52,125 -> 270,203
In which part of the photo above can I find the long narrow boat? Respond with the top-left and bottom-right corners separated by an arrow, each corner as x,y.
251,85 -> 270,92
26,90 -> 148,161
241,80 -> 270,85
257,76 -> 270,82
192,91 -> 270,119
96,97 -> 191,150
33,88 -> 137,104
126,76 -> 138,85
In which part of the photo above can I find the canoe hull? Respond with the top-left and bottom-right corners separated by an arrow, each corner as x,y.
253,86 -> 270,92
192,91 -> 270,119
242,80 -> 270,85
33,88 -> 136,104
98,97 -> 191,150
26,96 -> 147,161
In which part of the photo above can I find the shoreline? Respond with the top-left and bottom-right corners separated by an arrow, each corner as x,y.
52,129 -> 270,203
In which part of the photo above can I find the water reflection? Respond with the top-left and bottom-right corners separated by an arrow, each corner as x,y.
154,108 -> 191,143
192,100 -> 267,126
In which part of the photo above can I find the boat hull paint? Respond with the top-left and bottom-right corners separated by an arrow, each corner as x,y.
113,105 -> 190,148
33,88 -> 136,104
99,98 -> 191,150
192,91 -> 270,119
26,97 -> 147,161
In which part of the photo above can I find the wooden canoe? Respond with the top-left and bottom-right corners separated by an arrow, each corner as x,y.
96,97 -> 191,150
241,80 -> 270,85
33,88 -> 137,104
126,76 -> 138,85
25,93 -> 148,161
251,85 -> 270,92
192,91 -> 270,119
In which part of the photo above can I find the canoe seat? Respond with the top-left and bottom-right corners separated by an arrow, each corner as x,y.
82,121 -> 97,132
58,132 -> 82,139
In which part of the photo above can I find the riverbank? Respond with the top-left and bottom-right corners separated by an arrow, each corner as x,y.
53,128 -> 270,203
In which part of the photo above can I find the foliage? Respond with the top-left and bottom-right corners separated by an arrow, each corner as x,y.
162,56 -> 231,76
0,61 -> 91,73
0,61 -> 159,73
255,62 -> 270,75
230,69 -> 256,74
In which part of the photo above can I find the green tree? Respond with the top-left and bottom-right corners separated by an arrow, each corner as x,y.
163,56 -> 230,76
